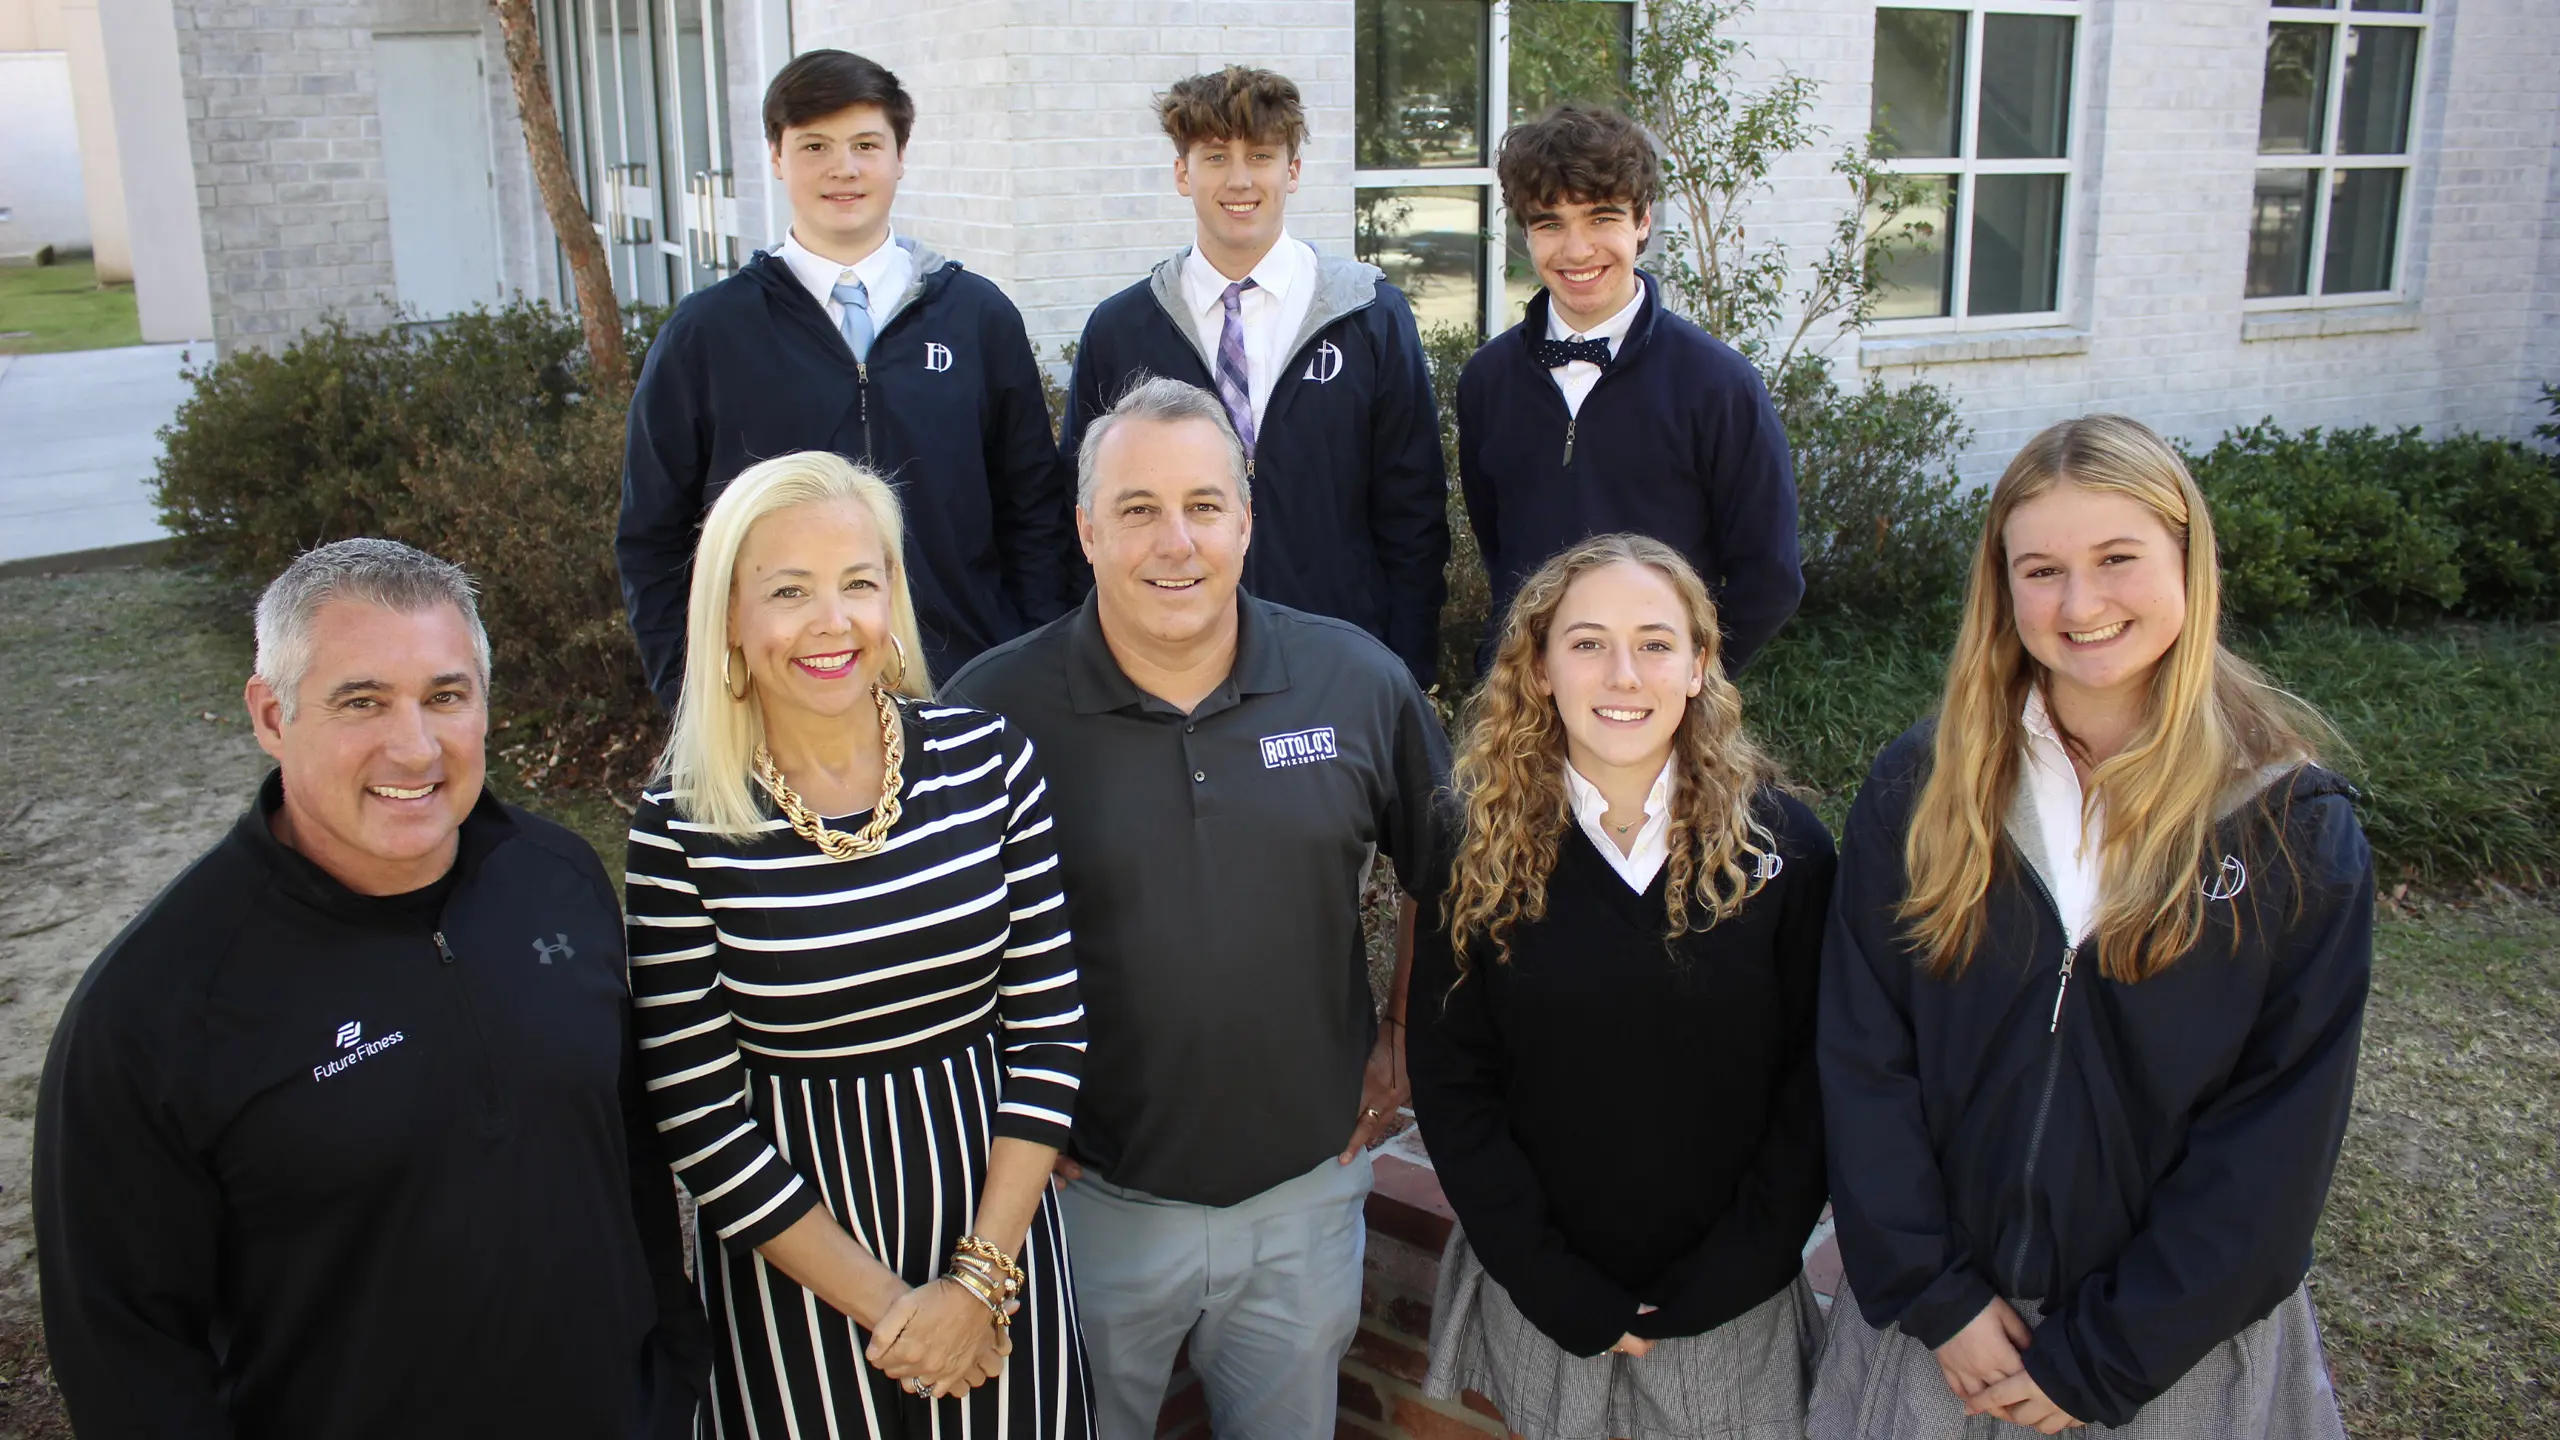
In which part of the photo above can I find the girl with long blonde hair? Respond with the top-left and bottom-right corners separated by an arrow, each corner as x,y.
1408,534 -> 1835,1439
1812,416 -> 2371,1440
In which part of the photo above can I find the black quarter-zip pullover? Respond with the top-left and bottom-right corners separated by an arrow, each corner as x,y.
37,773 -> 709,1438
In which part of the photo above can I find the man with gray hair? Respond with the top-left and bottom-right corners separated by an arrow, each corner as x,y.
947,378 -> 1449,1440
36,538 -> 708,1437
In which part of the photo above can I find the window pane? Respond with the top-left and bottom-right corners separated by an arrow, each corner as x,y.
2259,25 -> 2333,155
2337,26 -> 2418,154
1356,186 -> 1486,334
2351,0 -> 2421,11
1969,173 -> 2064,314
2246,169 -> 2319,298
1872,9 -> 1965,159
1355,0 -> 1487,168
2323,167 -> 2401,293
1868,174 -> 1957,320
1508,0 -> 1634,127
1978,15 -> 2074,160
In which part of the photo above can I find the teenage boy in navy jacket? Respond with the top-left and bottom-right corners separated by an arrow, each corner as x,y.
617,50 -> 1073,706
1058,66 -> 1449,686
1458,105 -> 1802,672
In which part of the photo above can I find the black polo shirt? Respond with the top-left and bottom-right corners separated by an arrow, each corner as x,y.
945,591 -> 1449,1207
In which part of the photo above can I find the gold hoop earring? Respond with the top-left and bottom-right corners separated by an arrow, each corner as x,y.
723,646 -> 751,702
879,632 -> 909,693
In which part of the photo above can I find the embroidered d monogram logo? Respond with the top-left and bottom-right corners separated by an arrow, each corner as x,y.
923,342 -> 954,372
2200,855 -> 2247,901
532,933 -> 574,965
1754,851 -> 1786,882
1301,341 -> 1344,384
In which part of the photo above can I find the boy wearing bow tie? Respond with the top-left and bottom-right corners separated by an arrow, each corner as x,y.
1457,104 -> 1803,672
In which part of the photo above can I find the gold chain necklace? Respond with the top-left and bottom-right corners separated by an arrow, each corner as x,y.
753,686 -> 905,859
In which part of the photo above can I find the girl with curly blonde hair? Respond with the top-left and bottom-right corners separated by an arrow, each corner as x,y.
1407,534 -> 1835,1440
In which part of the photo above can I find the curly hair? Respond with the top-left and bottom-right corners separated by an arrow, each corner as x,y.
1443,535 -> 1779,973
1156,66 -> 1308,155
1496,103 -> 1660,222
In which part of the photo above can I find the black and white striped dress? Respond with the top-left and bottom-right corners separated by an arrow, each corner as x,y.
626,700 -> 1093,1439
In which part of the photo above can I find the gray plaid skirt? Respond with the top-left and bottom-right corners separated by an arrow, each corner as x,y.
1808,1277 -> 2347,1440
1423,1228 -> 1824,1440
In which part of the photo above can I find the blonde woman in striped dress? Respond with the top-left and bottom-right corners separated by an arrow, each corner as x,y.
626,451 -> 1093,1437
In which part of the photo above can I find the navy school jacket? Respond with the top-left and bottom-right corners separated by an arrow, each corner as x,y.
1059,249 -> 1450,687
617,240 -> 1075,705
1819,722 -> 2373,1427
1458,271 -> 1802,672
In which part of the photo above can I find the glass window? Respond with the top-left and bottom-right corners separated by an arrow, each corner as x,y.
1870,4 -> 2080,326
1358,187 -> 1488,334
1356,0 -> 1489,168
1353,0 -> 1637,337
1873,10 -> 1965,159
2250,0 -> 2422,302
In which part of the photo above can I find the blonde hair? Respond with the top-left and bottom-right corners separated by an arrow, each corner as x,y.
1901,415 -> 2332,982
656,452 -> 933,837
1444,534 -> 1779,972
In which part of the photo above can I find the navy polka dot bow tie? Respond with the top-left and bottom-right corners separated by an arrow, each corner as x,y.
1534,336 -> 1613,369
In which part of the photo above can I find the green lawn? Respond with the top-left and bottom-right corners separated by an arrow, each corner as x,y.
0,257 -> 143,354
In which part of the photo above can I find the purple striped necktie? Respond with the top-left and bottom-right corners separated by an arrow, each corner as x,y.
1216,277 -> 1258,454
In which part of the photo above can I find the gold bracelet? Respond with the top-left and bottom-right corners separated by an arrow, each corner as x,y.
953,1234 -> 1027,1291
948,1251 -> 1016,1303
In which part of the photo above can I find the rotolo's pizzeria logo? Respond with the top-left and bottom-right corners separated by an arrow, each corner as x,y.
1260,726 -> 1338,769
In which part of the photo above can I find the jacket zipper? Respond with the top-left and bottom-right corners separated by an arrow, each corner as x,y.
434,930 -> 504,1122
2005,851 -> 2078,1290
1561,416 -> 1577,466
857,361 -> 874,462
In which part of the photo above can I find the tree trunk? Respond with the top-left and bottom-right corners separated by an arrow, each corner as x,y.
491,0 -> 629,395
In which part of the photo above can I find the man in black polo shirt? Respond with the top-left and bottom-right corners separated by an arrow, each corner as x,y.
946,377 -> 1447,1440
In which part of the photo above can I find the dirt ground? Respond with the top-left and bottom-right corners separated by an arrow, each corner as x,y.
0,562 -> 268,1433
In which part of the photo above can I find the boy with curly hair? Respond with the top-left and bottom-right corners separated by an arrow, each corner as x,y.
1459,104 -> 1802,671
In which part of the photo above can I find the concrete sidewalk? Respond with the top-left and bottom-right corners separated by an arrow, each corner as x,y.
0,343 -> 196,566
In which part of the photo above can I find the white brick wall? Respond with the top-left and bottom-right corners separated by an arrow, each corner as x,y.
1749,0 -> 2559,478
791,0 -> 1354,358
179,0 -> 400,351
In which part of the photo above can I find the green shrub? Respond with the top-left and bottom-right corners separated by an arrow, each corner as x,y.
1741,610 -> 2560,883
152,302 -> 668,768
1421,321 -> 1492,698
1772,355 -> 1979,623
2186,421 -> 2560,625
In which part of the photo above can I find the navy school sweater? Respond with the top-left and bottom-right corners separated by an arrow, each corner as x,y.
1457,272 -> 1803,672
1407,788 -> 1835,1357
1059,249 -> 1450,687
617,240 -> 1076,704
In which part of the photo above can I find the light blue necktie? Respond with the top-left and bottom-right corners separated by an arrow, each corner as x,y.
832,279 -> 873,362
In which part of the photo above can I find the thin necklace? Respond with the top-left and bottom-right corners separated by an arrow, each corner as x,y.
754,686 -> 905,859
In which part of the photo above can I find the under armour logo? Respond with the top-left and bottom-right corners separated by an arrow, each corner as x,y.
1754,850 -> 1786,882
335,1020 -> 362,1049
532,933 -> 574,965
1301,341 -> 1344,384
923,342 -> 954,372
2201,855 -> 2247,901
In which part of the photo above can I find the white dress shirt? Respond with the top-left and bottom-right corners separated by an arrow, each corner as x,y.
2021,689 -> 2104,944
1565,758 -> 1675,894
1181,233 -> 1318,428
777,228 -> 916,349
1544,283 -> 1646,418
